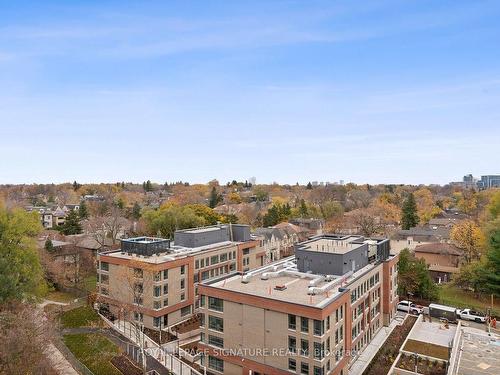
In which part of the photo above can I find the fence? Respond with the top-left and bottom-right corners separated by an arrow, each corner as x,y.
99,312 -> 204,375
53,338 -> 95,375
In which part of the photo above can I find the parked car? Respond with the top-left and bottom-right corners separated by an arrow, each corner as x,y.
397,300 -> 423,314
458,309 -> 487,323
429,303 -> 459,323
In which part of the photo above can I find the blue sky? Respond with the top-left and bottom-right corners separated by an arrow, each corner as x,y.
1,0 -> 499,185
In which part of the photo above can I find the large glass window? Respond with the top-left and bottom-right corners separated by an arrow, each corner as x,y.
208,335 -> 224,348
153,286 -> 161,297
100,261 -> 109,271
301,339 -> 309,356
314,342 -> 325,360
288,336 -> 297,353
314,319 -> 324,336
208,297 -> 223,312
181,306 -> 191,317
301,317 -> 309,333
208,315 -> 224,332
208,356 -> 224,372
288,314 -> 296,330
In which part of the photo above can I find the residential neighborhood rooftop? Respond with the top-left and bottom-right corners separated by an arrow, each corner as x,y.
203,253 -> 392,307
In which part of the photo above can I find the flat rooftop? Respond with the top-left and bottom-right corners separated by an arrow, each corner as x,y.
101,240 -> 236,264
205,256 -> 383,307
456,328 -> 500,375
407,319 -> 457,348
298,237 -> 361,254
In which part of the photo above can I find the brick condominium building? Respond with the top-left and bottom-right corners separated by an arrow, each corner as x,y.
96,224 -> 264,330
198,234 -> 399,375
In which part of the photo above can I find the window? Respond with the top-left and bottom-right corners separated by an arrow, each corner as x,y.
100,287 -> 109,295
288,336 -> 297,353
99,274 -> 109,284
243,249 -> 250,255
314,342 -> 325,360
194,274 -> 199,283
163,298 -> 168,307
314,366 -> 324,375
220,253 -> 228,262
201,271 -> 210,281
200,314 -> 205,327
208,315 -> 224,332
181,265 -> 185,275
301,317 -> 309,333
211,255 -> 219,265
288,359 -> 297,371
134,312 -> 143,322
153,317 -> 161,327
163,283 -> 169,294
163,269 -> 168,279
232,251 -> 236,259
208,356 -> 224,372
154,272 -> 161,282
153,286 -> 161,297
200,332 -> 205,343
288,314 -> 296,330
326,316 -> 330,331
195,260 -> 200,269
134,268 -> 143,278
100,261 -> 109,271
154,301 -> 161,310
133,296 -> 143,305
200,295 -> 206,307
301,339 -> 309,356
181,293 -> 185,301
208,335 -> 224,348
180,279 -> 185,289
208,297 -> 223,312
181,305 -> 191,317
301,362 -> 309,375
314,319 -> 324,336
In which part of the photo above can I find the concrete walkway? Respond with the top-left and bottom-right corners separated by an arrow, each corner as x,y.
38,299 -> 71,308
46,343 -> 80,375
348,315 -> 404,375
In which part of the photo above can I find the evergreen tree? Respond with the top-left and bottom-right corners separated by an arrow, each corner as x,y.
72,180 -> 81,191
78,200 -> 89,219
485,227 -> 500,295
298,199 -> 308,217
132,202 -> 142,220
44,238 -> 54,252
209,186 -> 222,208
59,210 -> 82,235
401,193 -> 419,229
306,182 -> 313,190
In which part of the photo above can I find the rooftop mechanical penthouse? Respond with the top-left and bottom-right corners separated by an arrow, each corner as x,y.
198,234 -> 399,375
96,224 -> 264,330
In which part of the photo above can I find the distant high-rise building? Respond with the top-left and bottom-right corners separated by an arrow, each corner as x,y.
477,175 -> 500,189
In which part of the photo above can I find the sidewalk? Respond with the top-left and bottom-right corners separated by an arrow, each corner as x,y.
348,315 -> 404,375
46,343 -> 80,375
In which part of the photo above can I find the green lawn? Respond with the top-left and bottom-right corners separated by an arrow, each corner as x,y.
438,284 -> 500,316
61,305 -> 102,328
82,274 -> 97,293
46,290 -> 76,303
63,333 -> 121,375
